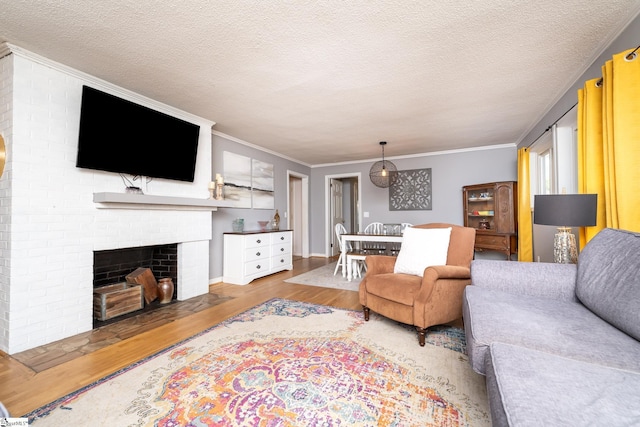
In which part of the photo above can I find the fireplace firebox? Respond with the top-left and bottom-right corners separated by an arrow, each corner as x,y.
93,244 -> 178,327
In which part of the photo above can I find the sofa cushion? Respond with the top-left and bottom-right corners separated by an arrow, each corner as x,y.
486,342 -> 640,426
576,228 -> 640,341
463,286 -> 640,375
394,226 -> 451,276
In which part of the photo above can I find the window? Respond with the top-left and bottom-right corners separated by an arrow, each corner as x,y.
537,148 -> 553,195
529,128 -> 553,204
529,105 -> 578,201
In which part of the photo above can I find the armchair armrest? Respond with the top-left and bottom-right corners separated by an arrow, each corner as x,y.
470,260 -> 578,302
423,265 -> 470,281
416,265 -> 471,301
413,264 -> 472,328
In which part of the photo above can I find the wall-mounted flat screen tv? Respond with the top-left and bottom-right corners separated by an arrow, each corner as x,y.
76,85 -> 200,182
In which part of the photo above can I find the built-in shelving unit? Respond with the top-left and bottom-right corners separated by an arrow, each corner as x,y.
93,192 -> 235,211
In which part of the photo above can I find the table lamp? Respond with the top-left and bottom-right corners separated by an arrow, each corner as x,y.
533,194 -> 597,264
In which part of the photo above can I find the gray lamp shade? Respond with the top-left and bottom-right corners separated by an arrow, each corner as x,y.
534,194 -> 597,227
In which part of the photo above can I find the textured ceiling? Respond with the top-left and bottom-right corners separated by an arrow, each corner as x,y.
1,1 -> 639,165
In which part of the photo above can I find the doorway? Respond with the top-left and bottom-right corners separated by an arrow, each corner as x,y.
325,173 -> 362,257
287,170 -> 309,258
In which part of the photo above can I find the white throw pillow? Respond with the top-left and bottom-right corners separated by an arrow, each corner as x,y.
393,227 -> 452,276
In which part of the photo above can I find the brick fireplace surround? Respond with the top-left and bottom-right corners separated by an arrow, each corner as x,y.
0,44 -> 216,354
94,244 -> 178,290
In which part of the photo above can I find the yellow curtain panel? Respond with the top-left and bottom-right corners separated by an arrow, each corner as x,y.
577,47 -> 640,245
517,147 -> 533,261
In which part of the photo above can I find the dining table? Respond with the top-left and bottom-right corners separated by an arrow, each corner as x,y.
340,232 -> 403,281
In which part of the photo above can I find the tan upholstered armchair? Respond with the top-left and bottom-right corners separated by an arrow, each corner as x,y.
359,223 -> 476,346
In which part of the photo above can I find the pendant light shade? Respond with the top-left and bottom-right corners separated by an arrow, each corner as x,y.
369,141 -> 398,188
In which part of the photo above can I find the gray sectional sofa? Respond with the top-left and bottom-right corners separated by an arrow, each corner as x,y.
462,228 -> 640,426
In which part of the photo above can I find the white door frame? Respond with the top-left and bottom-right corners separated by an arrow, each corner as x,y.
329,178 -> 345,257
286,170 -> 309,258
324,172 -> 362,257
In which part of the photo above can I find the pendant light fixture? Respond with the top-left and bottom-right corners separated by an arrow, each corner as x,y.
369,141 -> 398,188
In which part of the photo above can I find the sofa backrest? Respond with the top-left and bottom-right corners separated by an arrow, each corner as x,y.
576,228 -> 640,341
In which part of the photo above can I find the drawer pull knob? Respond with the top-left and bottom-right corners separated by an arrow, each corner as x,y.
256,265 -> 261,269
280,248 -> 284,252
280,236 -> 285,240
280,259 -> 284,263
256,239 -> 261,244
256,252 -> 261,256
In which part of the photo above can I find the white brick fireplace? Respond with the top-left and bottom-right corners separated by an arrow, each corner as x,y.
0,44 -> 216,354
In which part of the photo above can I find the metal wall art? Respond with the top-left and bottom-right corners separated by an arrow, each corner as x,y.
389,168 -> 432,211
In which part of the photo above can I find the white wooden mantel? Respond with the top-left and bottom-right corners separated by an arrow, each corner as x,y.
93,192 -> 235,211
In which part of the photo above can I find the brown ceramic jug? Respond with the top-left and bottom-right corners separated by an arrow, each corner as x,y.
157,278 -> 174,304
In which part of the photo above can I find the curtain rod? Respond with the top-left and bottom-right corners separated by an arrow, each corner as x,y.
596,44 -> 640,86
526,101 -> 578,148
527,42 -> 639,149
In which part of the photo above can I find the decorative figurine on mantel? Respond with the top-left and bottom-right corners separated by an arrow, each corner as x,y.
212,174 -> 224,200
272,209 -> 280,230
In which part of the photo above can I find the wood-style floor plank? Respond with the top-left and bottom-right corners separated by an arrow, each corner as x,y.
0,256 -> 364,416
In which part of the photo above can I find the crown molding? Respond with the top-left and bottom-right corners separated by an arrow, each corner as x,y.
211,130 -> 312,168
0,42 -> 13,59
310,143 -> 517,168
0,42 -> 214,127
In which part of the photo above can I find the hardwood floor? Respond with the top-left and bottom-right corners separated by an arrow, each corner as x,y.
0,256 -> 362,417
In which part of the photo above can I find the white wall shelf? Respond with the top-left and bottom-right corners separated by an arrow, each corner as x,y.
93,192 -> 235,211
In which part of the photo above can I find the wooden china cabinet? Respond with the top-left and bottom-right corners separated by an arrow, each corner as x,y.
462,181 -> 518,260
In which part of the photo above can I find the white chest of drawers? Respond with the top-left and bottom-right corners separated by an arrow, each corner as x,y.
223,230 -> 293,285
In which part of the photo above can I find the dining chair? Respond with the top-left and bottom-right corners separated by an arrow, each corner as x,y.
333,223 -> 350,276
390,223 -> 413,254
335,223 -> 367,278
401,223 -> 413,232
363,222 -> 384,254
347,252 -> 367,281
364,222 -> 384,234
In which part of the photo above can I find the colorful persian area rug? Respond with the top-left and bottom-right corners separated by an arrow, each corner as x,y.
26,299 -> 490,426
284,262 -> 361,291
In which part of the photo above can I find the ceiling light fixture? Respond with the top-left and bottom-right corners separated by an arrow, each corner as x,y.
369,141 -> 398,188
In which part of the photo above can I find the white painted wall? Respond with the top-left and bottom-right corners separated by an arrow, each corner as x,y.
0,49 -> 214,354
310,146 -> 518,257
0,50 -> 14,355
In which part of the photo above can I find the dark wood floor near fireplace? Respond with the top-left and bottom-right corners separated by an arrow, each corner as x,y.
12,292 -> 234,372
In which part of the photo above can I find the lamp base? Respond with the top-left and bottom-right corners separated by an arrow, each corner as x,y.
553,227 -> 577,264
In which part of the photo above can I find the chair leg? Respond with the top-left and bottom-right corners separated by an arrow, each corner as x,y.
352,259 -> 363,279
416,327 -> 427,346
334,252 -> 344,276
363,306 -> 370,321
358,259 -> 366,275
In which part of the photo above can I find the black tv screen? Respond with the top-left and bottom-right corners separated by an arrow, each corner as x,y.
76,85 -> 200,182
